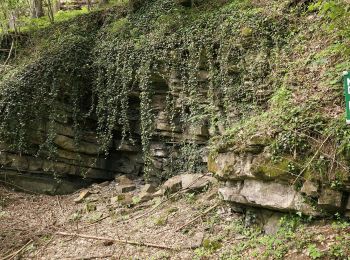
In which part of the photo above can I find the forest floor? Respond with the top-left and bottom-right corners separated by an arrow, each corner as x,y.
0,180 -> 350,260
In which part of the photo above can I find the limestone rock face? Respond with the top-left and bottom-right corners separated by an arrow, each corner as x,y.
219,180 -> 319,215
301,181 -> 319,198
0,69 -> 210,194
208,152 -> 255,180
318,189 -> 343,211
241,180 -> 297,210
212,140 -> 350,216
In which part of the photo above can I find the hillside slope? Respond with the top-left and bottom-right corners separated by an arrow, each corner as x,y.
1,0 -> 350,223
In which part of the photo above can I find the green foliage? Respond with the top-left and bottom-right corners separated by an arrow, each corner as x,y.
0,13 -> 100,158
18,7 -> 90,33
1,0 -> 349,183
307,244 -> 323,259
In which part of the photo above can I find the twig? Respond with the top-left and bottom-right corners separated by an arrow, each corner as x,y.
81,215 -> 109,229
66,255 -> 113,260
0,239 -> 33,260
175,203 -> 220,232
55,232 -> 176,250
56,195 -> 63,211
294,129 -> 348,172
32,236 -> 54,258
3,39 -> 14,66
292,134 -> 331,185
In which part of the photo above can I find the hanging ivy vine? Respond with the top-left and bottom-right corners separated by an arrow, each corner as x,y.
0,0 -> 292,180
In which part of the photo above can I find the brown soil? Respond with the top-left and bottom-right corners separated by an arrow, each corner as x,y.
0,182 -> 349,260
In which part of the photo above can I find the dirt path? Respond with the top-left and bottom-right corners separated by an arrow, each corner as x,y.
1,182 -> 350,259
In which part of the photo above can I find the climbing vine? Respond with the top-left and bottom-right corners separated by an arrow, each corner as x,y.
0,0 -> 293,180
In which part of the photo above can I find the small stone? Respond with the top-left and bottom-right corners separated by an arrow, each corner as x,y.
135,192 -> 154,203
74,190 -> 90,203
116,184 -> 136,193
153,190 -> 163,197
181,174 -> 216,192
103,240 -> 114,246
263,214 -> 282,235
141,183 -> 157,193
301,181 -> 319,198
161,175 -> 182,194
189,231 -> 205,249
318,189 -> 343,210
120,194 -> 134,206
111,194 -> 126,204
115,175 -> 134,185
98,181 -> 110,187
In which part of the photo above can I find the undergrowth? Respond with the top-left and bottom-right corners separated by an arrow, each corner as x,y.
0,0 -> 350,182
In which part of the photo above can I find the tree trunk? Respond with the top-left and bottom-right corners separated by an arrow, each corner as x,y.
31,0 -> 44,18
47,0 -> 54,23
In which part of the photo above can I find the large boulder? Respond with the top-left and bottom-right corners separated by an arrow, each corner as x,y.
219,179 -> 320,216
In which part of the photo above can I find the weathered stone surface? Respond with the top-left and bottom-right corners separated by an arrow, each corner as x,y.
208,152 -> 254,180
111,194 -> 133,206
115,175 -> 134,185
318,189 -> 343,210
301,181 -> 319,198
110,194 -> 126,204
219,179 -> 319,215
115,140 -> 140,152
241,180 -> 295,210
54,135 -> 100,155
346,196 -> 350,210
218,187 -> 248,204
181,174 -> 216,191
0,170 -> 88,195
161,175 -> 182,194
137,191 -> 154,203
116,184 -> 136,193
141,183 -> 157,193
187,125 -> 209,138
74,189 -> 91,203
150,143 -> 168,158
152,189 -> 163,197
263,213 -> 283,235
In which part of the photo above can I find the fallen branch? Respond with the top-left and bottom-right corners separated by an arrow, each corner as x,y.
56,232 -> 175,250
67,255 -> 113,260
1,239 -> 33,260
175,203 -> 220,232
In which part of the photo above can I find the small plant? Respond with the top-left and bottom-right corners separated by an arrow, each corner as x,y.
195,238 -> 222,256
185,193 -> 196,203
68,210 -> 82,222
307,244 -> 323,259
153,214 -> 168,226
132,196 -> 141,205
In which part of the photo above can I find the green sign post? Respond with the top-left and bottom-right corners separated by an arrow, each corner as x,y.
344,71 -> 350,124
